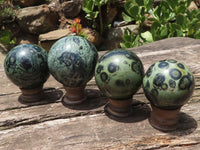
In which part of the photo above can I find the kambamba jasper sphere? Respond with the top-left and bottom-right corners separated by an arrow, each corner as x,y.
4,44 -> 50,89
48,36 -> 98,87
95,49 -> 144,100
143,59 -> 195,109
48,36 -> 98,105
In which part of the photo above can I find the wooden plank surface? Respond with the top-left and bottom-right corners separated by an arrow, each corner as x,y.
0,37 -> 200,150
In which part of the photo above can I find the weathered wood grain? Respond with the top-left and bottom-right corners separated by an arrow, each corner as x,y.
0,37 -> 200,150
0,101 -> 200,150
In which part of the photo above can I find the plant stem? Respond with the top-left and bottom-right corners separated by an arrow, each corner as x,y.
98,5 -> 103,35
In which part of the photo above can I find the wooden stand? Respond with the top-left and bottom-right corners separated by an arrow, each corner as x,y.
149,105 -> 181,131
105,98 -> 133,117
62,85 -> 87,105
19,86 -> 44,103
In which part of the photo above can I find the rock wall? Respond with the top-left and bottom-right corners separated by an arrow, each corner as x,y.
1,0 -> 126,51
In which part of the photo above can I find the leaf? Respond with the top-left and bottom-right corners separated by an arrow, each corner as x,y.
196,11 -> 200,19
141,31 -> 153,42
187,9 -> 196,20
162,11 -> 171,22
123,34 -> 132,42
176,14 -> 185,25
170,23 -> 181,34
83,0 -> 94,11
126,42 -> 133,48
160,1 -> 170,10
128,5 -> 139,18
145,0 -> 154,11
190,21 -> 200,33
160,26 -> 168,38
87,1 -> 95,10
135,0 -> 143,6
94,11 -> 99,18
176,5 -> 186,14
133,34 -> 140,47
176,14 -> 187,29
190,18 -> 199,28
168,12 -> 176,22
167,0 -> 177,10
184,0 -> 193,8
148,17 -> 156,22
152,6 -> 161,20
0,37 -> 10,45
120,43 -> 127,49
151,21 -> 161,32
194,30 -> 200,39
140,6 -> 145,16
122,12 -> 134,22
124,1 -> 135,13
176,30 -> 183,37
124,29 -> 128,35
168,32 -> 174,38
0,30 -> 12,45
141,16 -> 146,24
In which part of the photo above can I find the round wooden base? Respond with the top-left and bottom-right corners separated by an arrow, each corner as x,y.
104,98 -> 132,118
149,105 -> 181,131
19,86 -> 44,103
62,85 -> 87,105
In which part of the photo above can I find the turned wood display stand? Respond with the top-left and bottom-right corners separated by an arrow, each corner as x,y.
62,85 -> 87,105
105,98 -> 133,117
149,105 -> 181,131
19,86 -> 44,103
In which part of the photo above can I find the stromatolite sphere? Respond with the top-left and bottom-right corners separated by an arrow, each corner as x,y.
95,49 -> 144,100
143,59 -> 195,109
48,36 -> 98,87
4,44 -> 49,89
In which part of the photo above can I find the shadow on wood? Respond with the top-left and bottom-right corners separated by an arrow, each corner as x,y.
105,100 -> 151,123
169,112 -> 197,136
61,89 -> 108,110
18,88 -> 63,105
149,111 -> 197,135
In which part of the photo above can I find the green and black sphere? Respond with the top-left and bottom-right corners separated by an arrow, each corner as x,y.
143,59 -> 195,109
4,44 -> 49,89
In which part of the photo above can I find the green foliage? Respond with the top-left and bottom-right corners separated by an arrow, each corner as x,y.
82,0 -> 112,35
120,28 -> 138,48
150,0 -> 200,40
120,29 -> 153,48
82,1 -> 99,28
0,0 -> 6,3
122,0 -> 154,27
121,0 -> 200,48
0,0 -> 17,24
82,0 -> 111,20
0,7 -> 15,18
0,30 -> 16,47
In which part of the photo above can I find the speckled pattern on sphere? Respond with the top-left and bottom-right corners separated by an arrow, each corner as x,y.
95,49 -> 144,100
143,59 -> 195,109
4,44 -> 50,89
48,36 -> 98,87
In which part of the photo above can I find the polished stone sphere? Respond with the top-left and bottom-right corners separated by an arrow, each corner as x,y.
95,49 -> 144,100
143,59 -> 195,109
4,44 -> 50,89
48,36 -> 98,87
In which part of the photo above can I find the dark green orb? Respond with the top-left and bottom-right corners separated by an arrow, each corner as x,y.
95,49 -> 144,100
48,36 -> 98,87
143,59 -> 195,109
4,44 -> 50,89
